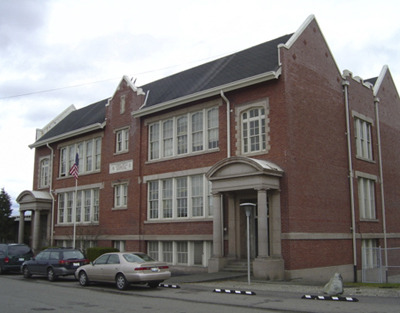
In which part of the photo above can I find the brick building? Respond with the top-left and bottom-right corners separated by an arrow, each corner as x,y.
17,15 -> 400,282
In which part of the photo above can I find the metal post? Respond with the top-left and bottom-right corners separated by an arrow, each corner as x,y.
240,203 -> 256,285
246,211 -> 251,285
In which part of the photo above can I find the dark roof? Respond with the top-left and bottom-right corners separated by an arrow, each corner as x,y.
33,34 -> 292,145
140,34 -> 293,108
36,98 -> 108,142
365,77 -> 378,86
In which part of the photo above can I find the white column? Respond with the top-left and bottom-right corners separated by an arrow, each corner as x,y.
257,189 -> 269,258
18,210 -> 25,243
212,193 -> 223,258
32,210 -> 41,253
269,190 -> 282,257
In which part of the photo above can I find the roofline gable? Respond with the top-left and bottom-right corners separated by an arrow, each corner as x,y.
109,75 -> 145,105
280,14 -> 315,50
374,65 -> 389,96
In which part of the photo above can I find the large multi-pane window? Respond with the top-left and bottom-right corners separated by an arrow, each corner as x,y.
147,175 -> 211,220
39,158 -> 50,188
354,117 -> 373,160
162,179 -> 173,218
242,107 -> 266,153
59,137 -> 102,177
148,107 -> 219,160
147,241 -> 212,267
148,241 -> 159,260
358,176 -> 376,220
162,241 -> 173,263
66,192 -> 73,223
57,188 -> 100,224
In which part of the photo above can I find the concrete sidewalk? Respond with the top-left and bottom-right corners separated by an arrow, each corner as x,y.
164,271 -> 400,298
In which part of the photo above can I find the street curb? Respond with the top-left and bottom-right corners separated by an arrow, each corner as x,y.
302,294 -> 359,302
159,283 -> 181,289
214,288 -> 256,295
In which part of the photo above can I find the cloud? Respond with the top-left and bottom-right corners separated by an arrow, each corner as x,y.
0,1 -> 50,48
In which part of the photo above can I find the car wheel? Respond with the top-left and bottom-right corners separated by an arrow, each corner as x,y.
23,266 -> 32,278
79,271 -> 89,286
116,273 -> 128,290
148,281 -> 161,289
47,268 -> 57,281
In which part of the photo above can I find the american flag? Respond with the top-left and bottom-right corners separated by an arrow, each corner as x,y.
69,153 -> 79,179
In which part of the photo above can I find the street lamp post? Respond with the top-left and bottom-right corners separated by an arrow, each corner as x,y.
240,203 -> 256,285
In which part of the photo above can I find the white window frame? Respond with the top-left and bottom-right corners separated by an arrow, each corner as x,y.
57,188 -> 100,225
59,137 -> 102,177
115,128 -> 129,154
147,240 -> 212,267
147,175 -> 212,220
361,239 -> 378,269
353,113 -> 373,161
113,183 -> 128,209
241,107 -> 266,154
148,107 -> 219,161
357,172 -> 377,220
39,157 -> 50,188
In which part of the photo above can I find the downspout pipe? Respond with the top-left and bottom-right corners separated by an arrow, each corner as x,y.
220,91 -> 231,158
343,80 -> 358,282
374,97 -> 388,272
46,143 -> 55,246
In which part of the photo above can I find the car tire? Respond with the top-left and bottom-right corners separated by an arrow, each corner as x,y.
78,271 -> 89,286
116,273 -> 128,290
22,266 -> 32,278
148,281 -> 161,289
47,267 -> 57,281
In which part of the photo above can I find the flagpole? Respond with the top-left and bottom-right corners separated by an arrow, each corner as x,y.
69,151 -> 79,250
73,177 -> 77,249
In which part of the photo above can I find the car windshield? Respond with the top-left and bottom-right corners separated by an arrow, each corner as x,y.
123,253 -> 155,263
8,245 -> 31,256
63,250 -> 85,260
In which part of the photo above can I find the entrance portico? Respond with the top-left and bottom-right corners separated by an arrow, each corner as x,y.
206,156 -> 284,280
17,190 -> 52,253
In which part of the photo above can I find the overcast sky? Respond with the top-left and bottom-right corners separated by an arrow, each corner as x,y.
1,0 -> 400,214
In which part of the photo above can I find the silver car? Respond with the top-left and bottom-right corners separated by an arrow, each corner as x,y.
75,252 -> 171,290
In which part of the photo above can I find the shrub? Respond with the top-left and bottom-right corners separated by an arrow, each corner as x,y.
86,247 -> 119,262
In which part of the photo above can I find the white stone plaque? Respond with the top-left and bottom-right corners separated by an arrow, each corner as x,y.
109,160 -> 133,174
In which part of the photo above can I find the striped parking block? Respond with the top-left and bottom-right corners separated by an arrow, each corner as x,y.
302,295 -> 359,302
213,288 -> 256,295
159,283 -> 181,289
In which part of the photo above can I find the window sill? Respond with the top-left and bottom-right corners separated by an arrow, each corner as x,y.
55,222 -> 99,227
359,218 -> 379,222
114,150 -> 129,156
355,156 -> 375,164
112,207 -> 128,211
146,148 -> 220,164
145,218 -> 213,224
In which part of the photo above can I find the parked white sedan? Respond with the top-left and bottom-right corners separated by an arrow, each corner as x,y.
75,252 -> 171,290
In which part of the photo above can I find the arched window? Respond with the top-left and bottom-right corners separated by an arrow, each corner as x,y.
242,107 -> 266,153
39,158 -> 50,188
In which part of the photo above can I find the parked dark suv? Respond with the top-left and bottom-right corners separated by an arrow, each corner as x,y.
21,247 -> 88,281
0,243 -> 34,274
